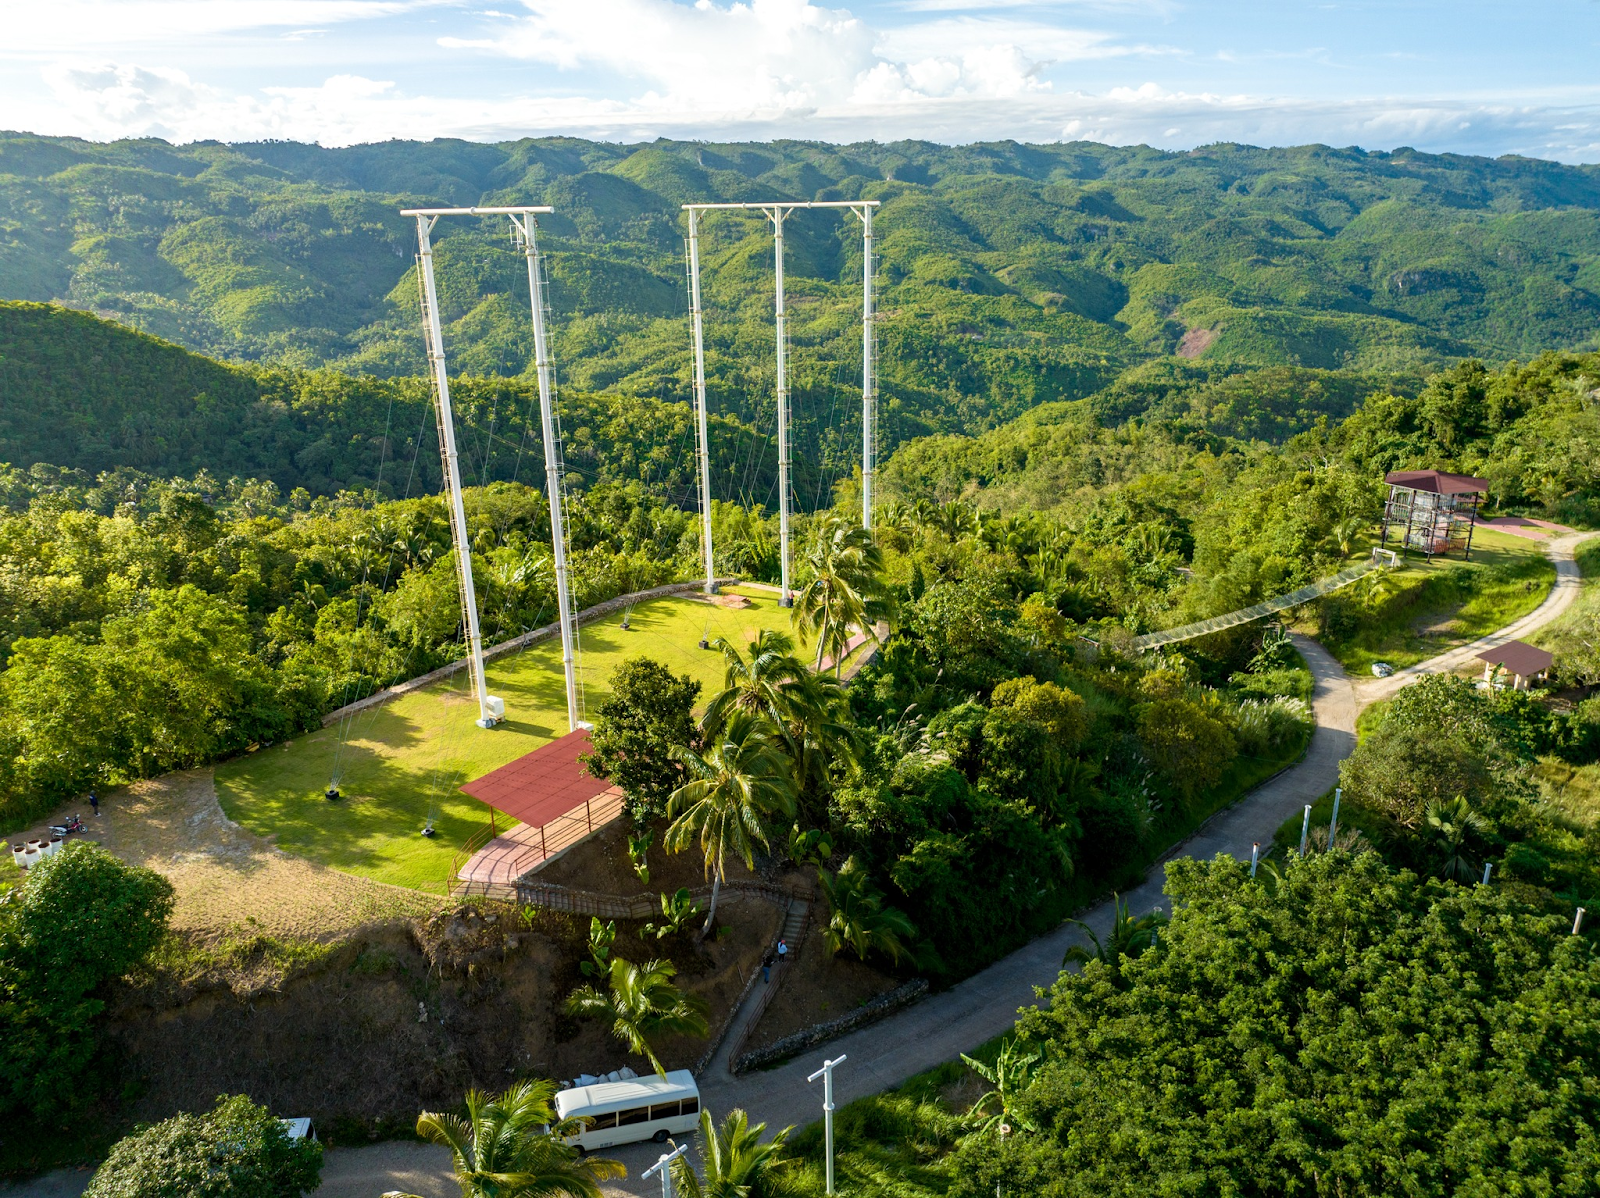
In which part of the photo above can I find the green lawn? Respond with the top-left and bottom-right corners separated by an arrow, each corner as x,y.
1320,528 -> 1555,674
215,586 -> 814,892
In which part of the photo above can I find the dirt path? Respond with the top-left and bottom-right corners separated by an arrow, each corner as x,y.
9,769 -> 437,940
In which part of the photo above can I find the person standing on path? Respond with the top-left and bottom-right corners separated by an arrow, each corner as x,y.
89,791 -> 99,817
762,946 -> 776,983
776,939 -> 788,969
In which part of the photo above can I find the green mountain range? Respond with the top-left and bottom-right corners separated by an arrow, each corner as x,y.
4,133 -> 1600,471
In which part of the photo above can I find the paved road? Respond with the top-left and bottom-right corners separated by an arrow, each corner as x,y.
12,533 -> 1590,1198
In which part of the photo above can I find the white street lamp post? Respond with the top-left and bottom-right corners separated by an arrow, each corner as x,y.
809,1053 -> 847,1196
641,1141 -> 691,1198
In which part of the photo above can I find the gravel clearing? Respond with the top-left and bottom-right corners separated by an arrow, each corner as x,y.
9,769 -> 438,940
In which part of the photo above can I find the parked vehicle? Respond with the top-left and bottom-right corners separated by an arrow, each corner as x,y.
48,814 -> 86,837
554,1070 -> 700,1152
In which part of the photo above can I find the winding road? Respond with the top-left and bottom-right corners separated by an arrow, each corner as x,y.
8,534 -> 1591,1198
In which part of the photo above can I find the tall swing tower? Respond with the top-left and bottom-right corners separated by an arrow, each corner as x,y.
681,199 -> 880,601
401,204 -> 580,733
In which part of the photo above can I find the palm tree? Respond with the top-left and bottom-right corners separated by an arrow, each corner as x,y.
817,856 -> 917,965
666,710 -> 798,937
961,1039 -> 1043,1136
704,630 -> 859,800
1331,515 -> 1369,559
1424,794 -> 1489,882
669,1107 -> 790,1198
383,1079 -> 623,1198
564,957 -> 710,1078
702,629 -> 814,742
1062,893 -> 1166,980
791,515 -> 892,675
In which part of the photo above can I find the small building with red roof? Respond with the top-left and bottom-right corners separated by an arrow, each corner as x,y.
1380,469 -> 1489,561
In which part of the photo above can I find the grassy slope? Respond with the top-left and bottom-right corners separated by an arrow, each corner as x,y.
1528,540 -> 1600,849
214,586 -> 812,891
1319,527 -> 1555,673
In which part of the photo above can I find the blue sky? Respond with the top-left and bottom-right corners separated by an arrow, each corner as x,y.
3,1 -> 1597,160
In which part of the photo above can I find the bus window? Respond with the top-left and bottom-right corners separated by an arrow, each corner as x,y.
587,1112 -> 617,1130
649,1101 -> 680,1119
681,1097 -> 699,1115
618,1106 -> 649,1126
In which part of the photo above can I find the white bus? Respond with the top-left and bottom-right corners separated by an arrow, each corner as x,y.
554,1070 -> 701,1153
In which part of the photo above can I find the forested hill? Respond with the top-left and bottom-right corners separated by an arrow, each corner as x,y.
4,133 -> 1600,468
0,300 -> 791,504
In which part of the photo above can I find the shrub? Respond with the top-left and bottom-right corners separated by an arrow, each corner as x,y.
1232,696 -> 1313,758
0,842 -> 174,1118
86,1094 -> 322,1198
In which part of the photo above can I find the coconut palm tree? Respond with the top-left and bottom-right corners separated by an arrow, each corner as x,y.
792,515 -> 892,674
703,632 -> 857,801
702,629 -> 814,741
817,856 -> 917,965
564,957 -> 710,1078
666,710 -> 798,937
382,1079 -> 623,1198
1424,794 -> 1489,881
669,1107 -> 790,1198
1062,893 -> 1166,981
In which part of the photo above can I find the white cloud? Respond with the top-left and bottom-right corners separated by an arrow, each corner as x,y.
437,0 -> 1135,113
35,50 -> 1600,167
9,0 -> 1600,164
3,1 -> 435,52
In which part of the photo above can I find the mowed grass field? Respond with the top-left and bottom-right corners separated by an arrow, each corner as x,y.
215,586 -> 812,892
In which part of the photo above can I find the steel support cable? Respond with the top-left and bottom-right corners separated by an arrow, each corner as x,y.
329,372 -> 437,785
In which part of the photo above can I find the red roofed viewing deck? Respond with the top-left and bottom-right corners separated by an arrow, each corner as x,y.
453,729 -> 623,890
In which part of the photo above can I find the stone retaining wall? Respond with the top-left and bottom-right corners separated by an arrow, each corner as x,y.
731,977 -> 929,1074
320,577 -> 737,726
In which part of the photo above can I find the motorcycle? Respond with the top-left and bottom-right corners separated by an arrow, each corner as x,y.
48,814 -> 86,837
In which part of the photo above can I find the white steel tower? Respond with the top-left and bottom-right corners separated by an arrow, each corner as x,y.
402,204 -> 578,732
860,203 -> 875,532
510,210 -> 580,732
681,199 -> 880,597
685,207 -> 718,595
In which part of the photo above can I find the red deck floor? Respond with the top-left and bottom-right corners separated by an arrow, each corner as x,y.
457,786 -> 625,885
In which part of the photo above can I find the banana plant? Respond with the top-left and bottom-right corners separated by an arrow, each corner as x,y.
961,1039 -> 1043,1136
627,828 -> 653,885
579,916 -> 616,978
641,888 -> 704,940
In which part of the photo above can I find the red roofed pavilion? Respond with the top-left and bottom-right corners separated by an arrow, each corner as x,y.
452,729 -> 623,891
1477,640 -> 1555,690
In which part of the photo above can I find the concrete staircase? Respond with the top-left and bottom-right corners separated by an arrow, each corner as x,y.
779,898 -> 810,956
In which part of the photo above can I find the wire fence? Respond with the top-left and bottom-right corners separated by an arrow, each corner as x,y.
1132,562 -> 1374,651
